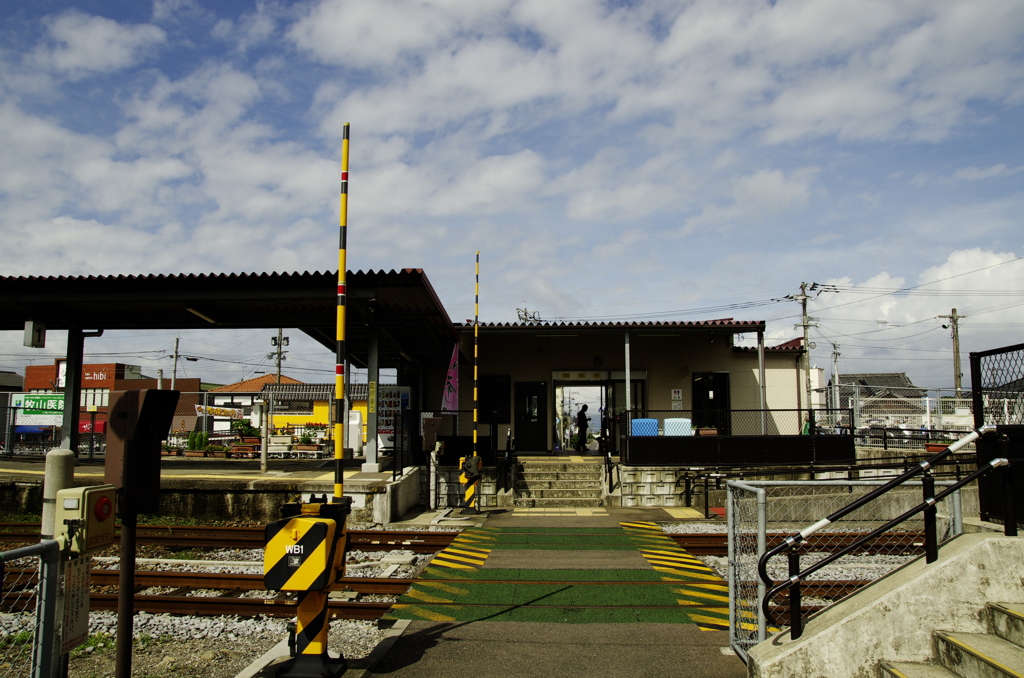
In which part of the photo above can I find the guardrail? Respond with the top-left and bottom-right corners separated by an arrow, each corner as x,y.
756,425 -> 1017,641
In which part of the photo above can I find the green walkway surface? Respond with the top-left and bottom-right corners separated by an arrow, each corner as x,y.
385,522 -> 730,629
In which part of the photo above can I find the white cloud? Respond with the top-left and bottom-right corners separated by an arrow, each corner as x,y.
951,164 -> 1023,182
32,10 -> 166,78
683,167 -> 817,232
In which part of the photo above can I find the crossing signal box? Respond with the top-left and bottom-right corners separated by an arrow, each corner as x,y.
54,484 -> 117,555
264,497 -> 352,678
264,499 -> 352,591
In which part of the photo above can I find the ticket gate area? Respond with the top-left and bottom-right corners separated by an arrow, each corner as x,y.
264,495 -> 352,678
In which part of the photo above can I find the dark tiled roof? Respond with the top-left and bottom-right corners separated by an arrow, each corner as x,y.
834,373 -> 926,399
464,318 -> 765,333
212,375 -> 304,392
0,371 -> 23,389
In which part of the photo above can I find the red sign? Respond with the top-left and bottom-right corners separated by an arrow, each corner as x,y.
78,420 -> 107,434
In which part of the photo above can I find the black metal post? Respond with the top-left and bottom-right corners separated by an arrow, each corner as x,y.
703,476 -> 710,519
788,549 -> 803,640
684,476 -> 692,507
923,471 -> 938,563
999,435 -> 1017,537
115,508 -> 137,678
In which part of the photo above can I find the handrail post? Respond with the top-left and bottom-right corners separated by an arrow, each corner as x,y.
788,549 -> 803,640
999,435 -> 1018,537
923,471 -> 938,563
704,475 -> 711,519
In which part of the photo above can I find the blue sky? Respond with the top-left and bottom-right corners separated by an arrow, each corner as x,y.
1,0 -> 1022,389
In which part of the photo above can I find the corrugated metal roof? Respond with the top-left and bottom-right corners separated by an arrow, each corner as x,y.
261,382 -> 335,400
0,269 -> 458,368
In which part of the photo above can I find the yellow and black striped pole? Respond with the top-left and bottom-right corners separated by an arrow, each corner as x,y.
460,252 -> 481,515
473,251 -> 479,460
334,123 -> 349,502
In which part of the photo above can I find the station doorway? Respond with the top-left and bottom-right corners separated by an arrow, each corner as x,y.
553,376 -> 645,455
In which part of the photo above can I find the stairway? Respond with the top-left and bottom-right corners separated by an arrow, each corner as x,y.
513,458 -> 605,507
879,603 -> 1024,677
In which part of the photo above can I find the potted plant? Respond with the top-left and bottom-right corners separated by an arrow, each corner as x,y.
205,443 -> 230,458
294,434 -> 319,451
696,427 -> 718,436
924,435 -> 955,453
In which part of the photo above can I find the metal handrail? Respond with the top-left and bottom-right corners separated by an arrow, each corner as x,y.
756,424 -> 1015,639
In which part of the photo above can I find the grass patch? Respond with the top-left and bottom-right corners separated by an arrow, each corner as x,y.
69,632 -> 116,658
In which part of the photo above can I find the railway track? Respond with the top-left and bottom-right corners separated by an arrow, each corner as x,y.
1,567 -> 863,622
0,523 -> 926,556
2,521 -> 901,623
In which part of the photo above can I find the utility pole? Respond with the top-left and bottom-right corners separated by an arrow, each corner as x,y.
792,283 -> 816,412
171,337 -> 179,390
270,329 -> 289,384
939,308 -> 966,397
831,342 -> 841,411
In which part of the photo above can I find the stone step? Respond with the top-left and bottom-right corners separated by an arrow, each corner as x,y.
935,631 -> 1024,677
516,480 -> 603,490
518,471 -> 603,478
879,661 -> 957,677
518,473 -> 603,482
516,489 -> 604,499
513,497 -> 606,508
516,471 -> 602,475
991,603 -> 1024,648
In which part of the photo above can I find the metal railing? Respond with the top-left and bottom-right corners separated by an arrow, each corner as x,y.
756,425 -> 1016,642
727,478 -> 963,662
0,540 -> 60,678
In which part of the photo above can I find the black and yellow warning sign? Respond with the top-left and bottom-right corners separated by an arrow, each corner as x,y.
264,516 -> 339,591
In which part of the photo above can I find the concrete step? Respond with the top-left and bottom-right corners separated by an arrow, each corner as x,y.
879,661 -> 957,677
516,480 -> 603,490
516,491 -> 602,501
518,471 -> 603,481
935,631 -> 1024,677
991,603 -> 1024,649
513,497 -> 606,508
518,463 -> 603,473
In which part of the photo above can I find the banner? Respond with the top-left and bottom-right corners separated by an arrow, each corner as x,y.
442,345 -> 459,411
194,404 -> 243,419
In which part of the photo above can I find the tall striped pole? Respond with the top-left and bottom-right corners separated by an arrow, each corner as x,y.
334,123 -> 350,502
473,252 -> 480,459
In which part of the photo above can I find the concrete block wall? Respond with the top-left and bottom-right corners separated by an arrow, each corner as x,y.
618,466 -> 687,508
424,466 -> 500,509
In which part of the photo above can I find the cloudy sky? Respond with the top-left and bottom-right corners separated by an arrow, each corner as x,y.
1,0 -> 1022,390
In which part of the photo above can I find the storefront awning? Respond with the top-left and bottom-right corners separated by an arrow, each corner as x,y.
15,425 -> 53,433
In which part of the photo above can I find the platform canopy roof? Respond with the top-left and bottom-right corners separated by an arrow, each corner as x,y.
0,269 -> 456,368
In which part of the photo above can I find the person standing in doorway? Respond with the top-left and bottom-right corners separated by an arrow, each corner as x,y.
575,404 -> 589,452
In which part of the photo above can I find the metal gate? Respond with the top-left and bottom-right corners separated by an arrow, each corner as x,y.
970,342 -> 1024,525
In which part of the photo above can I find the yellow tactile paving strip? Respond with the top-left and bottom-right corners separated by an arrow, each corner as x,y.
0,467 -> 362,481
622,521 -> 730,632
512,507 -> 609,516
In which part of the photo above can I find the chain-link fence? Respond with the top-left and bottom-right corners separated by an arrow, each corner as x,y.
971,342 -> 1024,526
726,479 -> 963,661
0,541 -> 60,678
971,343 -> 1024,427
